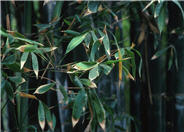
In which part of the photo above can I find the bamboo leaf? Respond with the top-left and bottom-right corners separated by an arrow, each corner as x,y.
90,90 -> 106,131
34,83 -> 55,94
20,52 -> 29,69
73,62 -> 97,71
72,90 -> 87,127
122,65 -> 135,80
59,85 -> 68,103
38,101 -> 45,130
98,29 -> 110,57
90,41 -> 101,61
89,66 -> 99,81
38,47 -> 57,52
52,114 -> 56,130
31,52 -> 39,78
9,75 -> 25,85
65,33 -> 88,54
151,46 -> 170,60
62,30 -> 80,36
157,3 -> 166,33
17,44 -> 37,52
43,103 -> 53,130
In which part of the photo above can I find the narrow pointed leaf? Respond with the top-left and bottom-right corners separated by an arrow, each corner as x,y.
43,103 -> 53,130
20,52 -> 29,69
59,85 -> 68,103
65,33 -> 87,54
73,62 -> 97,71
89,66 -> 99,81
72,90 -> 87,127
31,52 -> 39,78
80,78 -> 97,88
34,83 -> 55,94
38,101 -> 45,130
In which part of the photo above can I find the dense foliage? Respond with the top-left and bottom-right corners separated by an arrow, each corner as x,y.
1,1 -> 184,132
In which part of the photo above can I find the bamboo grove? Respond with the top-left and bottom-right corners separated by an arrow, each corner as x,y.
1,1 -> 184,132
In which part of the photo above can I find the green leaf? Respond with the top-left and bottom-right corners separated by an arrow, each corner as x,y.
52,1 -> 63,19
114,48 -> 125,59
17,44 -> 38,52
98,30 -> 110,57
132,48 -> 142,77
65,33 -> 88,54
9,75 -> 25,85
43,103 -> 53,130
52,114 -> 56,130
73,62 -> 97,71
91,31 -> 98,42
90,41 -> 101,61
31,52 -> 39,78
171,0 -> 184,20
38,47 -> 57,53
20,52 -> 29,69
89,66 -> 99,81
2,54 -> 17,65
154,1 -> 164,18
34,83 -> 55,94
72,90 -> 87,126
80,78 -> 97,88
38,101 -> 45,130
73,76 -> 84,89
157,3 -> 166,33
88,1 -> 99,13
62,30 -> 80,36
89,90 -> 105,130
151,46 -> 170,60
100,63 -> 113,75
59,85 -> 68,103
15,37 -> 43,46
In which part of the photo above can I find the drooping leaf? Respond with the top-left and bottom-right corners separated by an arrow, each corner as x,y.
157,3 -> 166,33
154,1 -> 164,18
72,90 -> 87,127
52,113 -> 56,130
34,83 -> 55,94
90,41 -> 101,61
43,103 -> 53,130
38,101 -> 45,130
20,52 -> 29,69
90,90 -> 106,131
65,33 -> 88,54
52,1 -> 63,20
59,85 -> 68,103
98,29 -> 110,58
89,65 -> 99,81
31,52 -> 39,79
73,62 -> 97,71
